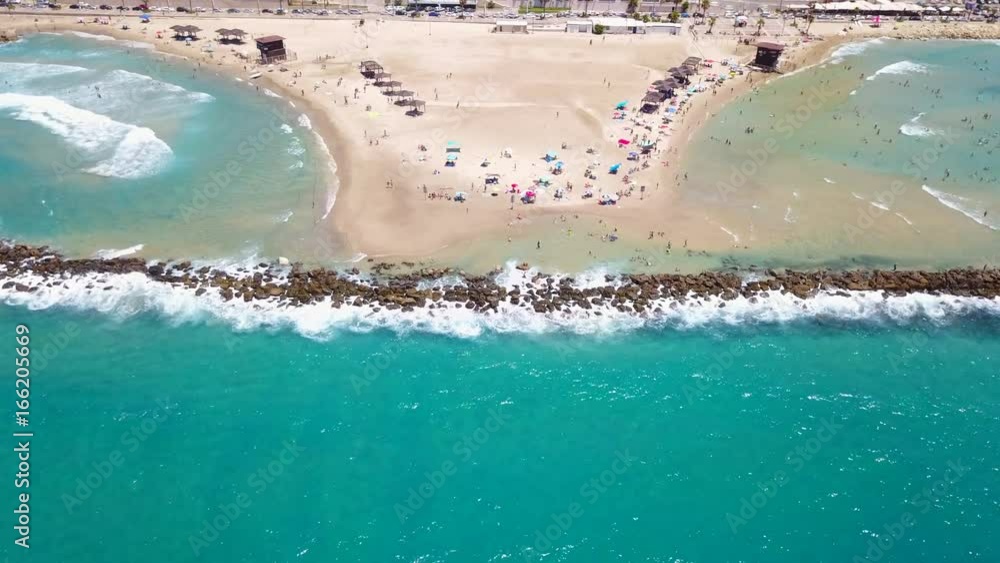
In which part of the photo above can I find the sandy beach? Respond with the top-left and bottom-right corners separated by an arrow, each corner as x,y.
4,13 -> 998,271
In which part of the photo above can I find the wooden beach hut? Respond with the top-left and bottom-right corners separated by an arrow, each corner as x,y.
381,80 -> 403,94
753,42 -> 785,71
359,60 -> 383,78
255,35 -> 288,64
407,99 -> 426,117
641,91 -> 665,113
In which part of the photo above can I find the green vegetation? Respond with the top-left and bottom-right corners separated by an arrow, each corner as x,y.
593,23 -> 606,34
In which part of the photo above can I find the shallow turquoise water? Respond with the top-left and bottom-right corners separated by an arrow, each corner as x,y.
0,33 -> 339,261
681,39 -> 1000,270
5,305 -> 999,562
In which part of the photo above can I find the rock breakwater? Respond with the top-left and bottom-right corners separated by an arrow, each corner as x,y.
3,242 -> 999,317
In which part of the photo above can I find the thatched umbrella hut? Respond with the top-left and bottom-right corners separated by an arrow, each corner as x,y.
407,99 -> 426,116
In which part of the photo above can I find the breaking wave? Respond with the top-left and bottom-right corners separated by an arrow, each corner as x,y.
866,60 -> 930,81
3,261 -> 998,339
922,186 -> 999,231
899,113 -> 938,137
94,244 -> 145,259
0,93 -> 173,179
829,38 -> 886,63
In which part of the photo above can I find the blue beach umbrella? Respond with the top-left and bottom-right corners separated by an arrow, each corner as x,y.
615,101 -> 628,110
446,153 -> 458,161
609,163 -> 621,174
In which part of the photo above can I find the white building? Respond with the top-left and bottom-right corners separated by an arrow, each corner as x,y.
495,19 -> 529,33
644,22 -> 682,35
588,16 -> 645,34
566,19 -> 594,33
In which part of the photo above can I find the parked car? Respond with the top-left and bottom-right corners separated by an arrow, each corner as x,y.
226,7 -> 238,12
99,3 -> 113,8
176,6 -> 188,12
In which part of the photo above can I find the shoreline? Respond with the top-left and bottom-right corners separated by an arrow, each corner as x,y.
3,16 -> 801,270
4,17 -> 1000,275
3,17 -> 353,245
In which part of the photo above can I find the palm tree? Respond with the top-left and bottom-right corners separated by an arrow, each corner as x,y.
583,0 -> 590,15
755,16 -> 765,35
700,0 -> 710,22
805,12 -> 814,33
707,15 -> 716,33
627,0 -> 639,13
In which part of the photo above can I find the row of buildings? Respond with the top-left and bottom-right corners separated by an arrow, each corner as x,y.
495,17 -> 683,34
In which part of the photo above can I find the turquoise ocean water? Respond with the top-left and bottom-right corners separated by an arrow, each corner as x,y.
0,32 -> 340,262
2,34 -> 1000,563
4,306 -> 999,562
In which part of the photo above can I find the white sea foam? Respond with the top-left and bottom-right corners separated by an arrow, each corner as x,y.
0,93 -> 173,179
311,131 -> 339,220
719,226 -> 740,244
852,191 -> 891,211
67,31 -> 115,42
287,137 -> 306,157
894,212 -> 918,232
56,69 -> 213,117
922,185 -> 999,231
849,89 -> 857,96
94,244 -> 144,259
109,69 -> 214,102
823,178 -> 836,184
280,124 -> 294,134
0,62 -> 88,85
899,112 -> 938,137
2,261 -> 998,339
262,88 -> 281,98
120,40 -> 154,50
830,38 -> 886,63
784,206 -> 796,224
866,60 -> 930,81
297,114 -> 312,130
